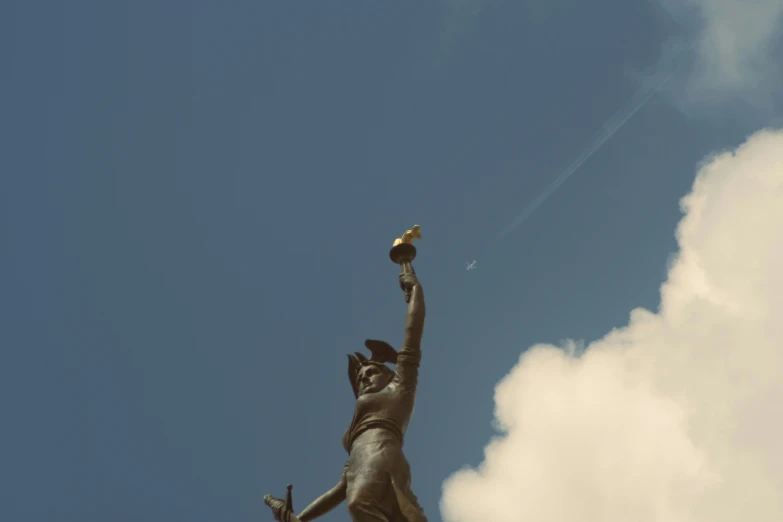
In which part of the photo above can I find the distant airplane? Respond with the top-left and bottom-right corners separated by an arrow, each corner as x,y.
465,260 -> 477,271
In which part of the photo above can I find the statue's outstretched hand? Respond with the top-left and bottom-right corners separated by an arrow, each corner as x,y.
264,494 -> 293,522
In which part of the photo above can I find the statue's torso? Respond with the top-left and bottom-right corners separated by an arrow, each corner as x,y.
342,383 -> 415,453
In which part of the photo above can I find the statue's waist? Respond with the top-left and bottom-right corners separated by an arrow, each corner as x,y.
348,419 -> 405,451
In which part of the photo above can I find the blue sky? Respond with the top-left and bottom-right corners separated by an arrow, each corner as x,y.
1,2 -> 778,522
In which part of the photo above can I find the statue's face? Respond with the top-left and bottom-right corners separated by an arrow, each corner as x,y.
357,364 -> 391,396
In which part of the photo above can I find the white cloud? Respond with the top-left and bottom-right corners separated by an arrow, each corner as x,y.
441,129 -> 783,522
656,0 -> 783,110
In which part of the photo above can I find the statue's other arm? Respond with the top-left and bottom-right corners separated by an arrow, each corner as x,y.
297,466 -> 348,522
393,279 -> 425,392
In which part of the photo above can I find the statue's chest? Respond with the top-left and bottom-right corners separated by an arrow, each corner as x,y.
355,387 -> 397,417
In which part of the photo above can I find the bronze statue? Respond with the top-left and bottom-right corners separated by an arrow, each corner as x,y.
264,225 -> 427,522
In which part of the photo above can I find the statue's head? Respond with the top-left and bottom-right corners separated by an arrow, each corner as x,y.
356,362 -> 394,396
347,340 -> 398,398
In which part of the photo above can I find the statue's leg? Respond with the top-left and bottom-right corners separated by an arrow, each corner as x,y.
391,481 -> 427,522
346,474 -> 403,522
347,498 -> 390,522
346,432 -> 410,522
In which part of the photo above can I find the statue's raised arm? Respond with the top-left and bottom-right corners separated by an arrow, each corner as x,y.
264,224 -> 429,522
388,224 -> 425,393
392,271 -> 424,392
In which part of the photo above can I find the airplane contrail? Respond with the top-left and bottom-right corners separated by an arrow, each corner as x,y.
497,71 -> 674,240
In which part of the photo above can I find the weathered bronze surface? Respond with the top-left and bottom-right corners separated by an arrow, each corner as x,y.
264,225 -> 427,522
